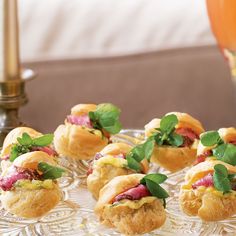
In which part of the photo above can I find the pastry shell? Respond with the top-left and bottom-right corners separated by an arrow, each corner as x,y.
54,104 -> 109,160
1,185 -> 61,219
180,160 -> 236,221
150,145 -> 197,172
1,127 -> 42,171
54,124 -> 108,160
145,112 -> 204,138
87,143 -> 149,199
180,188 -> 236,221
198,127 -> 236,156
95,174 -> 166,235
0,151 -> 61,218
145,112 -> 204,172
1,127 -> 42,158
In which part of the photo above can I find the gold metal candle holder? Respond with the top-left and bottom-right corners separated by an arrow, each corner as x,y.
0,0 -> 35,145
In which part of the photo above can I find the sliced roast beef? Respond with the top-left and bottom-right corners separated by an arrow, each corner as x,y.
67,114 -> 93,128
1,154 -> 10,160
192,173 -> 213,189
0,166 -> 42,191
31,146 -> 57,156
194,150 -> 213,165
113,184 -> 151,203
175,127 -> 199,147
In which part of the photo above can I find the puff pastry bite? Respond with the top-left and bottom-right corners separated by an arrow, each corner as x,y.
144,112 -> 204,172
196,127 -> 236,165
180,159 -> 236,221
0,151 -> 64,218
87,143 -> 149,199
1,127 -> 57,171
95,173 -> 169,235
54,103 -> 122,160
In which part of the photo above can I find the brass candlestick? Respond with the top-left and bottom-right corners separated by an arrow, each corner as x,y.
0,0 -> 35,145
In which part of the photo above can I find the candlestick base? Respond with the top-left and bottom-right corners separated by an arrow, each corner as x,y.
0,69 -> 36,146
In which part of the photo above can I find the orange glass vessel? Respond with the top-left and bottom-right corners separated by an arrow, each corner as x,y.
206,0 -> 236,78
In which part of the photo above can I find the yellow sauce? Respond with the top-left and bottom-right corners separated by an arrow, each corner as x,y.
184,183 -> 236,198
95,155 -> 127,168
15,179 -> 55,190
111,196 -> 156,209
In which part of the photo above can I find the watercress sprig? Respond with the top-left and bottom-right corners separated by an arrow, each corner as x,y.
140,173 -> 169,208
200,131 -> 236,166
152,114 -> 183,147
38,162 -> 65,180
125,114 -> 184,171
126,138 -> 155,172
89,103 -> 122,135
213,164 -> 232,193
10,133 -> 54,162
200,131 -> 222,146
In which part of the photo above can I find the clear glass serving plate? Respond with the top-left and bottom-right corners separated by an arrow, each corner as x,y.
0,129 -> 236,236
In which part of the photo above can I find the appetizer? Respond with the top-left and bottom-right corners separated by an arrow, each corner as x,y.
87,142 -> 149,199
1,127 -> 56,171
196,128 -> 236,165
144,112 -> 204,172
180,159 -> 236,221
54,103 -> 122,160
95,173 -> 169,235
0,151 -> 64,218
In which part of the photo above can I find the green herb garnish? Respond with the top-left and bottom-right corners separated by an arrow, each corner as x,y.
160,114 -> 178,134
152,114 -> 183,147
212,143 -> 236,166
10,133 -> 54,162
200,131 -> 222,146
89,103 -> 122,135
126,138 -> 155,172
140,173 -> 169,207
213,164 -> 232,193
32,134 -> 54,147
200,130 -> 236,166
10,144 -> 31,162
38,162 -> 65,180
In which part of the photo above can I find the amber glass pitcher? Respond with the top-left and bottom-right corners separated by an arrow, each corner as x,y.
206,0 -> 236,84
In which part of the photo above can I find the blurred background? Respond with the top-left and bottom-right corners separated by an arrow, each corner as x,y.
18,0 -> 236,132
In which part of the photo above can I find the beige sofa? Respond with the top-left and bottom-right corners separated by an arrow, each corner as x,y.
21,46 -> 235,133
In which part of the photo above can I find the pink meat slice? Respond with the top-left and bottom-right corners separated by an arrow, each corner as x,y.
31,146 -> 58,156
114,153 -> 126,159
192,173 -> 214,189
175,127 -> 199,147
175,127 -> 199,141
1,154 -> 10,160
229,140 -> 236,146
113,184 -> 151,203
0,167 -> 37,191
194,150 -> 212,165
67,114 -> 93,128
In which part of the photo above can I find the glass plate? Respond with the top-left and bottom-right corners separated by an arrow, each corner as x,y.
0,129 -> 236,236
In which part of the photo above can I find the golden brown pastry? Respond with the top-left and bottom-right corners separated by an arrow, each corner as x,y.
1,127 -> 42,158
0,151 -> 64,218
1,127 -> 56,172
179,159 -> 236,221
54,103 -> 122,160
87,143 -> 149,199
95,173 -> 168,235
145,112 -> 204,172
